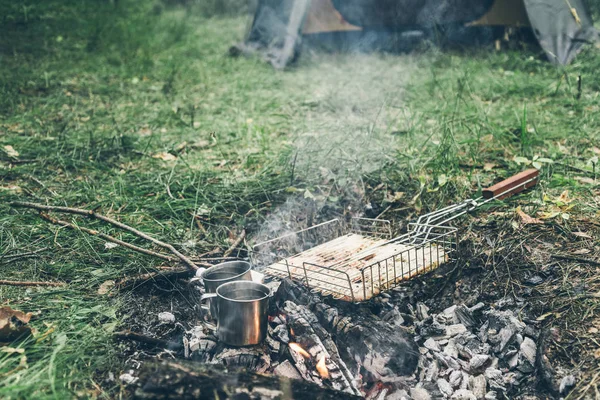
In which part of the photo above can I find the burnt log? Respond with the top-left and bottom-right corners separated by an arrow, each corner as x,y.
134,361 -> 362,399
282,301 -> 361,395
275,279 -> 419,382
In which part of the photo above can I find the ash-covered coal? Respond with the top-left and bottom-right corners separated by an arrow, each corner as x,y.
406,301 -> 542,399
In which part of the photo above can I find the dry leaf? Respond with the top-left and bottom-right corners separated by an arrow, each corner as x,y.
483,163 -> 496,171
516,206 -> 543,224
104,242 -> 119,250
3,145 -> 19,158
391,191 -> 405,202
593,147 -> 600,155
174,141 -> 187,153
575,177 -> 596,185
538,211 -> 560,220
97,280 -> 115,295
573,232 -> 592,239
0,306 -> 33,343
588,327 -> 598,334
536,312 -> 558,321
573,248 -> 591,255
152,152 -> 176,161
558,190 -> 572,204
595,348 -> 600,359
138,127 -> 152,136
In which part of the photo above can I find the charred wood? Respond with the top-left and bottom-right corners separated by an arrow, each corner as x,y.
275,279 -> 419,382
282,301 -> 361,396
133,361 -> 362,399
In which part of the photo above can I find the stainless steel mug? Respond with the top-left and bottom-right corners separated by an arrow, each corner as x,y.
201,281 -> 271,346
199,261 -> 253,318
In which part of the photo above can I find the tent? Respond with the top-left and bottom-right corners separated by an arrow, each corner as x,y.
237,0 -> 598,67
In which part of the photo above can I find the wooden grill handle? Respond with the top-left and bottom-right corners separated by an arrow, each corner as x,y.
482,168 -> 539,200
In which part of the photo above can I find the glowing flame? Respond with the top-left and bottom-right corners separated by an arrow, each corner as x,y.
316,355 -> 330,379
289,342 -> 310,359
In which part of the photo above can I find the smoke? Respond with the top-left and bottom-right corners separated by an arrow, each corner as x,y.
251,53 -> 420,266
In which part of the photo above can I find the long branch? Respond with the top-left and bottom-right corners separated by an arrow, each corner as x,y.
0,280 -> 65,287
11,201 -> 200,271
40,213 -> 177,262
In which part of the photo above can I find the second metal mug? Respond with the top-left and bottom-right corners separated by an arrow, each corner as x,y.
201,281 -> 271,346
200,261 -> 253,317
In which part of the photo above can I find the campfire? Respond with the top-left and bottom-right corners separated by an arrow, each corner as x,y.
130,169 -> 547,398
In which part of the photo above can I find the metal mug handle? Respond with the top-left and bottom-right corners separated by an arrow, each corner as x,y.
200,292 -> 217,311
199,293 -> 217,331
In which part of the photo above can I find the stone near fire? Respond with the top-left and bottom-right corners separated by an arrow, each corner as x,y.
158,311 -> 175,323
449,369 -> 463,388
484,391 -> 498,400
446,324 -> 467,338
443,338 -> 459,358
451,389 -> 477,400
424,359 -> 440,382
507,353 -> 518,370
469,355 -> 491,374
119,372 -> 138,385
437,377 -> 454,397
416,302 -> 430,320
424,338 -> 440,352
559,375 -> 576,395
470,375 -> 487,399
382,307 -> 405,327
410,387 -> 432,400
455,305 -> 477,328
519,337 -> 536,365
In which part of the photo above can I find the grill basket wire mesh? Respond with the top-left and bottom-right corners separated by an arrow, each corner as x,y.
250,217 -> 457,302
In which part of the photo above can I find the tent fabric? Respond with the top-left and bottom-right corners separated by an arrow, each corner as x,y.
330,0 -> 495,28
524,0 -> 598,64
241,0 -> 598,67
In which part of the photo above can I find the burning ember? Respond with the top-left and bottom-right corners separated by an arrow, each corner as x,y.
288,342 -> 310,359
316,355 -> 329,379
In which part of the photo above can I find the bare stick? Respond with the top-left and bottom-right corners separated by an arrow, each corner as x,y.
1,247 -> 48,263
223,229 -> 246,258
195,248 -> 221,258
114,330 -> 182,349
10,201 -> 200,271
0,280 -> 65,287
40,213 -> 177,262
116,268 -> 193,289
551,254 -> 600,267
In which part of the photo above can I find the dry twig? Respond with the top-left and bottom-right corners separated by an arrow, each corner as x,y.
0,280 -> 65,287
0,247 -> 48,264
223,229 -> 246,258
40,213 -> 177,262
10,201 -> 201,271
551,254 -> 600,267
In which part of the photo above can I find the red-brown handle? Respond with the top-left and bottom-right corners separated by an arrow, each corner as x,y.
482,169 -> 539,200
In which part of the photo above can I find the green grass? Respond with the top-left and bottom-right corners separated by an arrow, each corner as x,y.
1,0 -> 600,397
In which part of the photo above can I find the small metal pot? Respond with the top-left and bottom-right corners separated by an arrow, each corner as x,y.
199,261 -> 253,317
201,281 -> 271,346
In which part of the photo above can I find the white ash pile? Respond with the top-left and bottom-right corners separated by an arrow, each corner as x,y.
407,301 -> 541,399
